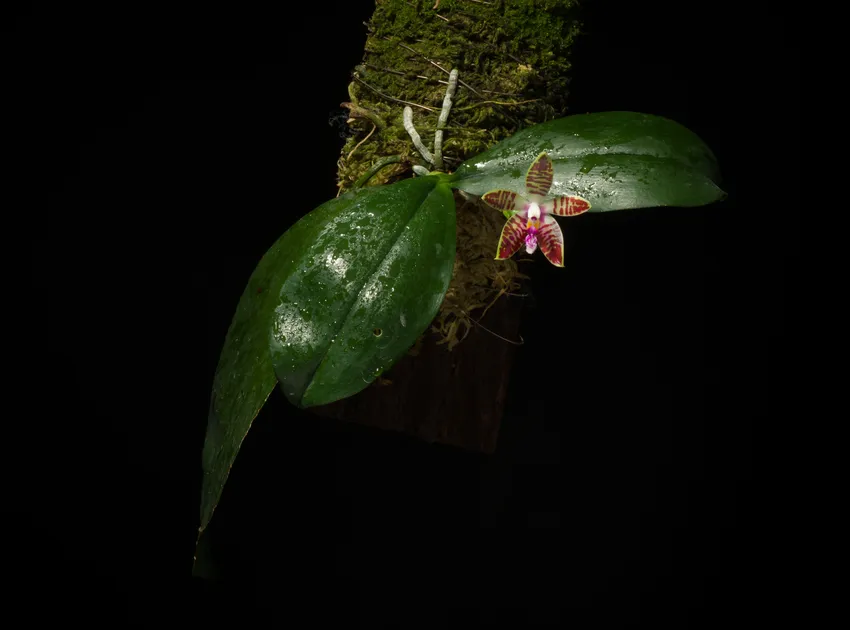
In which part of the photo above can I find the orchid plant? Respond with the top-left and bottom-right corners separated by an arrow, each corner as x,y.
198,111 -> 725,545
480,152 -> 591,267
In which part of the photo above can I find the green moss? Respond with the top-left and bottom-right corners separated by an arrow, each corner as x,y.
336,0 -> 581,348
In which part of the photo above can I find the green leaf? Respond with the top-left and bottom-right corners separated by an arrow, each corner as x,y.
447,111 -> 725,211
271,176 -> 456,408
200,225 -> 291,534
199,176 -> 456,535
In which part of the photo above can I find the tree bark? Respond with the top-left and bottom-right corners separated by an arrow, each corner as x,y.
312,0 -> 580,452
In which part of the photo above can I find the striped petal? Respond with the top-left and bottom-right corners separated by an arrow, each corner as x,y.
495,213 -> 527,260
545,195 -> 592,217
537,214 -> 565,267
481,189 -> 526,213
525,152 -> 554,198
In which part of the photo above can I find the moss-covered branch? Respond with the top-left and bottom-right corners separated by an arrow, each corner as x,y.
336,0 -> 581,348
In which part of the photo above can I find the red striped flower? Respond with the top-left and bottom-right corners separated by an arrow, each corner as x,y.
481,152 -> 591,267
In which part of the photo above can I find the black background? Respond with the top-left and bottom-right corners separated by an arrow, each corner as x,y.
13,0 -> 794,625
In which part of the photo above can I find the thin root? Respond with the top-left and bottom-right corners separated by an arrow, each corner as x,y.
354,76 -> 437,112
347,123 -> 377,161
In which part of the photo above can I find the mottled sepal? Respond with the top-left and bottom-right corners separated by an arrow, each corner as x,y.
525,152 -> 554,197
547,195 -> 591,216
495,213 -> 526,260
537,215 -> 564,267
482,189 -> 524,213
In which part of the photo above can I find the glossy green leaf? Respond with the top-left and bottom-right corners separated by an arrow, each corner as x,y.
446,111 -> 725,211
200,228 -> 292,534
199,176 -> 455,535
270,176 -> 456,408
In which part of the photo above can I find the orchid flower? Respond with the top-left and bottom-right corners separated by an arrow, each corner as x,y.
481,152 -> 591,267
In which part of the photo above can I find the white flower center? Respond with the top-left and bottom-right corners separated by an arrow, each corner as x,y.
527,202 -> 541,221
